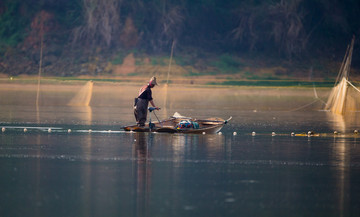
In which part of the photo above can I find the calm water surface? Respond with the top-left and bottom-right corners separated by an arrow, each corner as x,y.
0,82 -> 360,217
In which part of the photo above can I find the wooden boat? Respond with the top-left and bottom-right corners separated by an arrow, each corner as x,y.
124,112 -> 231,134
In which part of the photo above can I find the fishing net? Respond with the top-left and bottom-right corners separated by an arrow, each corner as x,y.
325,78 -> 360,114
68,81 -> 93,106
325,77 -> 348,114
325,36 -> 360,114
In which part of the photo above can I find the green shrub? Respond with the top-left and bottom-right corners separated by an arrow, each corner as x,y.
0,1 -> 29,50
150,56 -> 167,66
111,52 -> 126,65
211,54 -> 244,73
174,56 -> 196,66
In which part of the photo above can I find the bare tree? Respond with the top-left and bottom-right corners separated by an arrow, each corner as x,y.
151,4 -> 185,52
72,0 -> 121,48
267,0 -> 307,58
231,0 -> 311,59
231,3 -> 264,51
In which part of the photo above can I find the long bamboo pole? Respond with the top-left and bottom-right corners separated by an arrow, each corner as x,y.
166,41 -> 175,84
163,41 -> 175,118
36,24 -> 44,108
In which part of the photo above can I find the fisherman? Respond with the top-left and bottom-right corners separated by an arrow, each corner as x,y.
134,76 -> 160,127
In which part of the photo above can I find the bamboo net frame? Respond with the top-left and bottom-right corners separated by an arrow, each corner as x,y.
325,36 -> 358,114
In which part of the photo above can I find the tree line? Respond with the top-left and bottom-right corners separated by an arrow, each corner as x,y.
0,0 -> 359,60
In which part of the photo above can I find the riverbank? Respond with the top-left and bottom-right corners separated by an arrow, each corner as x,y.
0,74 -> 348,88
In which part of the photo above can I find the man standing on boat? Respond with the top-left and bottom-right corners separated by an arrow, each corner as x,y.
134,76 -> 160,127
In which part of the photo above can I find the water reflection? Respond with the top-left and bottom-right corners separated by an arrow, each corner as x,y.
35,134 -> 42,217
0,83 -> 345,129
331,137 -> 351,217
130,133 -> 227,216
34,105 -> 93,125
326,112 -> 360,133
327,113 -> 346,133
80,134 -> 92,217
69,106 -> 93,125
133,133 -> 151,217
68,81 -> 94,106
2,83 -> 360,217
170,134 -> 227,162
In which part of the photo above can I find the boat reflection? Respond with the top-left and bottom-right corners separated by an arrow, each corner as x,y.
171,134 -> 226,162
130,132 -> 226,216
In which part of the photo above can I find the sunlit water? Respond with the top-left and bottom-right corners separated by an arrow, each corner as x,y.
1,82 -> 360,217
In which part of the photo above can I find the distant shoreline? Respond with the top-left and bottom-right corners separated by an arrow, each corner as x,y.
0,75 -> 340,88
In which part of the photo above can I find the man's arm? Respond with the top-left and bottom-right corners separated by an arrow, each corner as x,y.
149,100 -> 160,110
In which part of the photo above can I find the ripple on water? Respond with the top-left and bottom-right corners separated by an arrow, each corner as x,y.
1,154 -> 360,168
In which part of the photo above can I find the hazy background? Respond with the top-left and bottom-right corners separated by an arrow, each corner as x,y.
0,0 -> 359,80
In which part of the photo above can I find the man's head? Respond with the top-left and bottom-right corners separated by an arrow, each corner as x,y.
149,76 -> 158,87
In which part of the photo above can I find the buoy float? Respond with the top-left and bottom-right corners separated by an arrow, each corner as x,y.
48,128 -> 52,133
24,128 -> 27,132
88,129 -> 92,133
1,127 -> 5,132
67,129 -> 71,133
307,131 -> 314,137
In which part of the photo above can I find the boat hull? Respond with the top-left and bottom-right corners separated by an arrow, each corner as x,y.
123,117 -> 228,134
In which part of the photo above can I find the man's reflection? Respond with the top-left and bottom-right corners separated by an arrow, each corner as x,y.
133,133 -> 152,217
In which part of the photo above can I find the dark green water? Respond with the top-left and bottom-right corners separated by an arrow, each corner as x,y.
1,129 -> 360,217
1,83 -> 360,217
